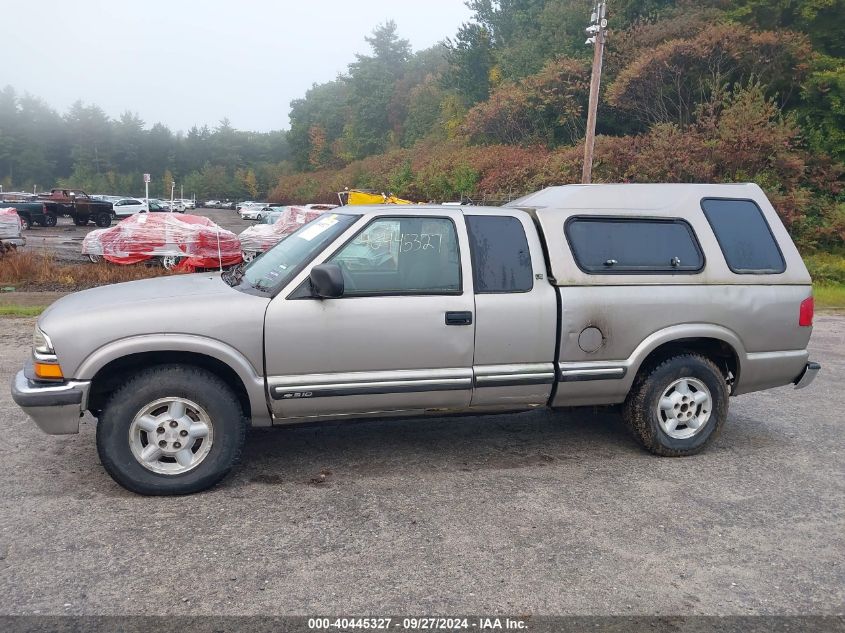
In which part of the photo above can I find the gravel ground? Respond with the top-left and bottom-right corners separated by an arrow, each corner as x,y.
0,314 -> 842,617
22,208 -> 251,262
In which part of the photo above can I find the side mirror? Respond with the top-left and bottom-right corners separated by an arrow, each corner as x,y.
309,263 -> 344,299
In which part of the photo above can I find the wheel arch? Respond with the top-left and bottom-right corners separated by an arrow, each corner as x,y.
628,324 -> 744,391
79,335 -> 270,426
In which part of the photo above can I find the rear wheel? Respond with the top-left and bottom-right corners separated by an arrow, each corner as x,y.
160,255 -> 181,270
96,365 -> 246,495
623,354 -> 728,456
43,213 -> 57,227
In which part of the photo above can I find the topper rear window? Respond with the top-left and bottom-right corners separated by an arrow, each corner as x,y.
700,198 -> 786,274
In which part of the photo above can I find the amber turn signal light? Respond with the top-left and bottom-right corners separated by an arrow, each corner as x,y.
34,362 -> 64,380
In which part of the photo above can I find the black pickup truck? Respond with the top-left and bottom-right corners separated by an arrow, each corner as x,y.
39,189 -> 113,227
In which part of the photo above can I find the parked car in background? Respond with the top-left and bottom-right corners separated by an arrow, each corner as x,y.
238,205 -> 324,260
81,212 -> 242,270
182,199 -> 196,210
39,189 -> 114,227
146,200 -> 172,213
239,203 -> 270,221
112,198 -> 147,217
204,200 -> 220,208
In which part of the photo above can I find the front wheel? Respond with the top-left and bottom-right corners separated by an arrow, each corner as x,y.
623,354 -> 728,456
20,216 -> 31,230
43,213 -> 57,227
96,365 -> 246,495
95,212 -> 112,227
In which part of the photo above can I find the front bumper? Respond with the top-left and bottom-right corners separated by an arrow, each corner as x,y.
10,370 -> 90,434
794,361 -> 821,390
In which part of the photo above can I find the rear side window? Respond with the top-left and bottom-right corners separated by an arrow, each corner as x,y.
700,198 -> 786,274
565,217 -> 704,274
466,215 -> 533,293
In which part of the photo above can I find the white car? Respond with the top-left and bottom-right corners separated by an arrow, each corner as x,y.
112,198 -> 148,217
238,203 -> 270,221
182,199 -> 197,210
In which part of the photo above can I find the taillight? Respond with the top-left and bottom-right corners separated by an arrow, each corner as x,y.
799,296 -> 814,327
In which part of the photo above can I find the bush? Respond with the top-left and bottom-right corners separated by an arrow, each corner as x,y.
804,252 -> 845,285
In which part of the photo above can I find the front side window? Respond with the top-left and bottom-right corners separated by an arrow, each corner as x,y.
243,213 -> 359,293
566,217 -> 704,274
700,198 -> 785,274
466,215 -> 533,293
330,216 -> 461,295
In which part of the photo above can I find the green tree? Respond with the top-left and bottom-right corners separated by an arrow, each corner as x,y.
443,23 -> 494,105
343,21 -> 411,159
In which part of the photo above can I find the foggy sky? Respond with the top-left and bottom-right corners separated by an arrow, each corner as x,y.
2,0 -> 473,133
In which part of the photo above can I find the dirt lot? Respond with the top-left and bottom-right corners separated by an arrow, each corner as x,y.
0,313 -> 842,617
21,208 -> 251,262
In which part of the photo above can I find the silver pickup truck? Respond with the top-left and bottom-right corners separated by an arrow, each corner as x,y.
11,183 -> 820,495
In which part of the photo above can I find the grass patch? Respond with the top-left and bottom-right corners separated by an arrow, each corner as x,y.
804,252 -> 845,285
0,305 -> 45,317
0,251 -> 173,291
814,283 -> 845,309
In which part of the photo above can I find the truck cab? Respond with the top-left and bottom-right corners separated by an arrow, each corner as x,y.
40,188 -> 114,227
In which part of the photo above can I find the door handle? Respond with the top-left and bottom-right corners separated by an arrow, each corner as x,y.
445,311 -> 472,325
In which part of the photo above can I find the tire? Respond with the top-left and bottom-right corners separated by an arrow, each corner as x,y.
95,212 -> 111,227
88,254 -> 102,264
160,255 -> 180,270
255,213 -> 262,221
43,213 -> 57,227
96,365 -> 246,495
73,216 -> 88,226
622,353 -> 728,457
20,216 -> 31,230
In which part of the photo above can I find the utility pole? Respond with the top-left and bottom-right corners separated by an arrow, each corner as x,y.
582,0 -> 608,184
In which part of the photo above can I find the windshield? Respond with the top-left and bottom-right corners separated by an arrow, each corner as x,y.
242,212 -> 358,293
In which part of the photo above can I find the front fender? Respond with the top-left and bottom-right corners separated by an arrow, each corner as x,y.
74,333 -> 270,426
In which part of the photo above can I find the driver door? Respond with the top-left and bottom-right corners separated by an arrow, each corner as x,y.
263,210 -> 476,422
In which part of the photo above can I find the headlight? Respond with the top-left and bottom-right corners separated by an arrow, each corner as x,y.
33,325 -> 55,355
33,325 -> 63,380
